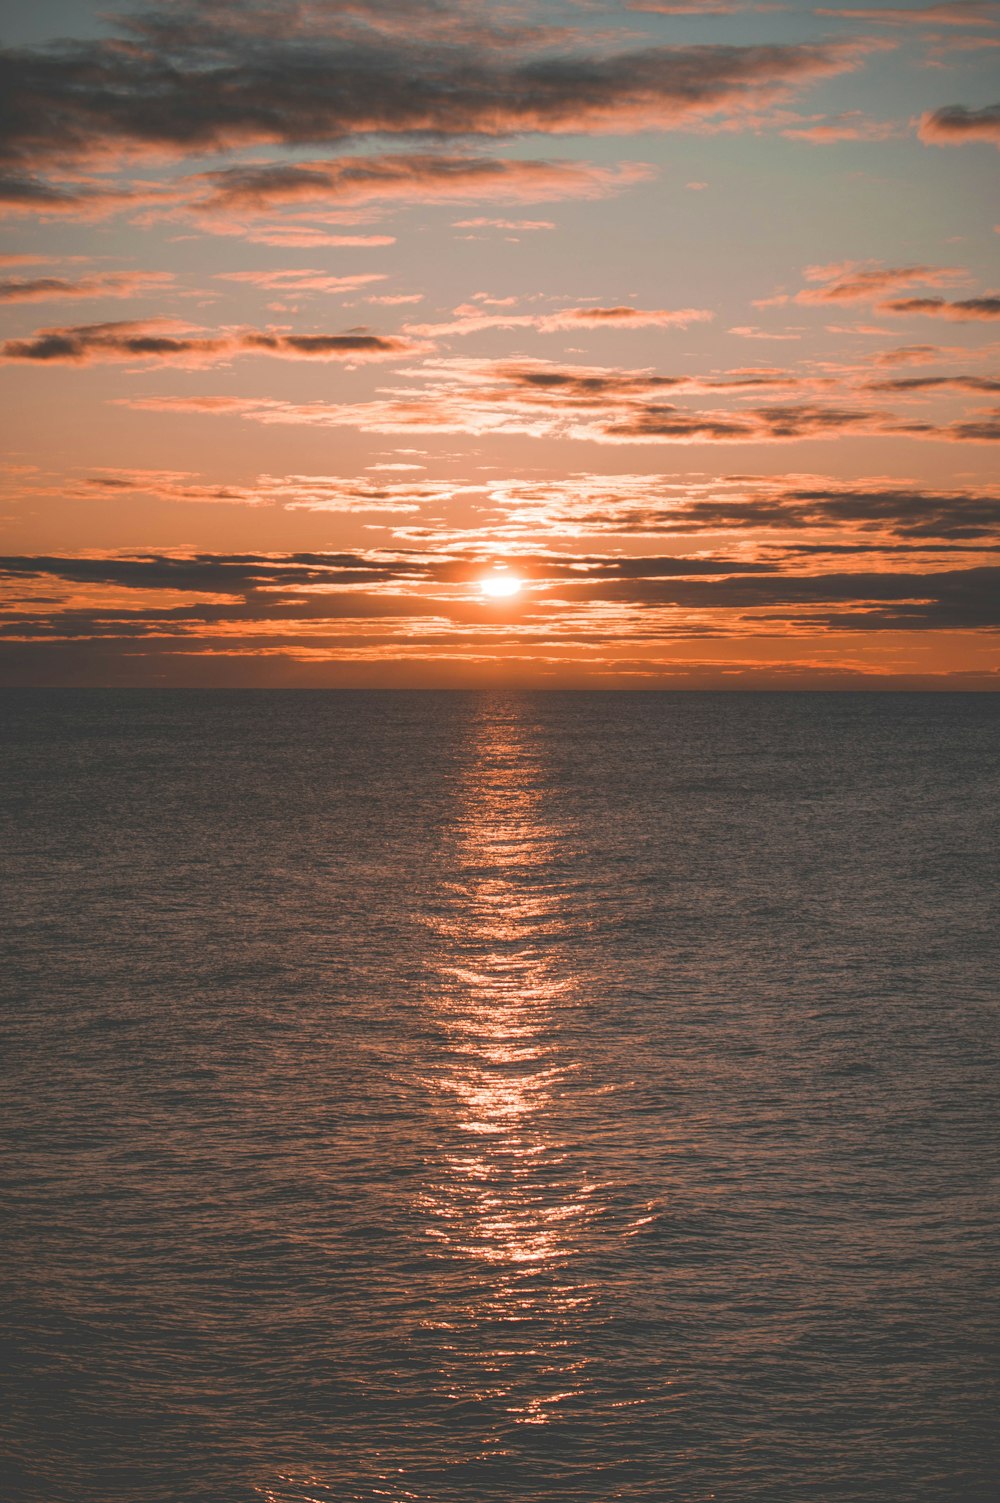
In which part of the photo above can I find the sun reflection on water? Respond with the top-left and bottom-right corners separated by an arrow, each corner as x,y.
414,701 -> 611,1425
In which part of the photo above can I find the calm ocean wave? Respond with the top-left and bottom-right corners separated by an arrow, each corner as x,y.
2,691 -> 998,1502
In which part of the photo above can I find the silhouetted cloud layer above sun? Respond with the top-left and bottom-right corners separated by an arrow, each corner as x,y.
0,0 -> 996,687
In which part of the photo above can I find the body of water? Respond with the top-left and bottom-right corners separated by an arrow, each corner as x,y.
2,691 -> 997,1502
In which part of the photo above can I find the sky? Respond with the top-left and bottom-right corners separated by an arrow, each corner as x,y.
0,0 -> 998,688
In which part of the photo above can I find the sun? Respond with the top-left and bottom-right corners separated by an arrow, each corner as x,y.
480,569 -> 523,599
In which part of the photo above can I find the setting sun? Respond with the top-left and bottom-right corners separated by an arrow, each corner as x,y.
480,571 -> 523,599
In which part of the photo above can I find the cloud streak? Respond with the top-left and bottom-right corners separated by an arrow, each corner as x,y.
115,357 -> 1000,444
2,551 -> 995,649
40,460 -> 1000,547
796,262 -> 966,304
882,295 -> 1000,319
0,270 -> 176,303
400,471 -> 1000,545
192,154 -> 653,217
0,24 -> 879,217
405,304 -> 714,337
0,319 -> 422,365
919,104 -> 1000,148
819,3 -> 1000,25
757,262 -> 972,309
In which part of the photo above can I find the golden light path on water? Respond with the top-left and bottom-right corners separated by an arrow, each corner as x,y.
411,701 -> 634,1435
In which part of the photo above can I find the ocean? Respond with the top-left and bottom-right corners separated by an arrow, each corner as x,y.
2,690 -> 997,1503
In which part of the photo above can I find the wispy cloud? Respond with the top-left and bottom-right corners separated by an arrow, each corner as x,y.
0,318 -> 422,365
778,113 -> 902,143
2,32 -> 876,163
452,217 -> 556,231
757,261 -> 968,308
882,295 -> 1000,319
818,3 -> 1000,25
77,468 -> 429,513
398,470 -> 1000,544
918,104 -> 1000,147
191,155 -> 653,219
405,304 -> 714,337
0,270 -> 176,303
114,355 -> 1000,443
214,269 -> 387,294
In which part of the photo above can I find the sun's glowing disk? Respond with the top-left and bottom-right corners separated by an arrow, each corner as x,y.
481,571 -> 523,599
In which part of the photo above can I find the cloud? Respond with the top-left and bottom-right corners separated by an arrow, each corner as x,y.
214,269 -> 387,293
78,467 -> 431,513
714,476 -> 1000,540
405,304 -> 714,337
0,552 -> 410,592
626,3 -> 775,13
114,355 -> 1000,443
778,112 -> 901,143
729,326 -> 802,340
2,551 -> 995,645
881,295 -> 1000,319
13,464 -> 1000,580
918,104 -> 1000,147
191,155 -> 652,218
603,400 -> 890,443
758,263 -> 1000,322
0,270 -> 176,303
0,173 -> 173,220
238,228 -> 397,247
871,343 -> 948,365
0,27 -> 878,188
0,547 -> 773,600
818,3 -> 1000,24
0,318 -> 422,365
395,470 -> 1000,544
452,217 -> 556,230
544,305 -> 714,329
944,405 -> 1000,439
116,1 -> 575,50
864,374 -> 1000,393
550,566 -> 1000,632
794,261 -> 966,304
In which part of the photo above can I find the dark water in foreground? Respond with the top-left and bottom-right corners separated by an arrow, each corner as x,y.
1,691 -> 998,1503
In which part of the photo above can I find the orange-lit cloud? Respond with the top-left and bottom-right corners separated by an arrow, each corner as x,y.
76,468 -> 432,513
452,217 -> 556,231
818,3 -> 999,24
778,114 -> 902,143
0,270 -> 177,303
214,270 -> 388,293
757,262 -> 970,308
2,551 -> 996,660
114,356 -> 1000,444
0,31 -> 876,190
918,104 -> 1000,147
881,295 -> 1000,319
50,463 -> 1000,547
0,319 -> 423,365
191,155 -> 654,218
406,305 -> 714,337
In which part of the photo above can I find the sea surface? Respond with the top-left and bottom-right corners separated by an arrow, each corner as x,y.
2,690 -> 998,1503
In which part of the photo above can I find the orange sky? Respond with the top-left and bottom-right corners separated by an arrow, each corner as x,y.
1,0 -> 998,687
